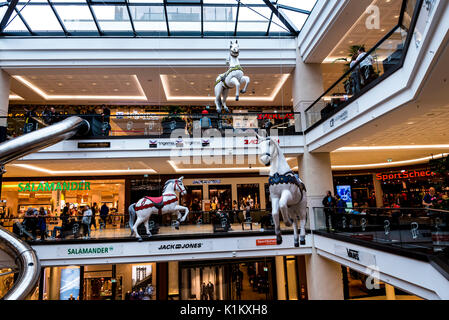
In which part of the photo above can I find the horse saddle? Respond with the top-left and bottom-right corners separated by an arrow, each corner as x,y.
144,196 -> 165,209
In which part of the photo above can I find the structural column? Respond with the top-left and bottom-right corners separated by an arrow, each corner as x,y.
372,173 -> 384,207
0,70 -> 10,143
305,250 -> 344,300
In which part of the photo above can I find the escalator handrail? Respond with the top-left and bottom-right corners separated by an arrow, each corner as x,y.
0,225 -> 40,300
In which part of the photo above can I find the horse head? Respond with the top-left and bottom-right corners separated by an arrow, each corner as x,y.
230,40 -> 239,57
175,176 -> 187,196
257,134 -> 277,167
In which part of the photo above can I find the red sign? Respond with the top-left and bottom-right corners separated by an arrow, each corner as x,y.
257,113 -> 294,120
244,138 -> 280,145
376,170 -> 436,181
256,239 -> 277,246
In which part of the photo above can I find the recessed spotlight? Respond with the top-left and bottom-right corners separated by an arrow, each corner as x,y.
125,82 -> 130,86
57,83 -> 63,86
172,75 -> 177,79
92,82 -> 97,86
254,81 -> 260,85
103,75 -> 109,79
190,82 -> 195,85
114,89 -> 119,92
175,88 -> 179,91
266,88 -> 271,90
407,122 -> 415,125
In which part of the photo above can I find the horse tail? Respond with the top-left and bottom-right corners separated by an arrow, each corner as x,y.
128,203 -> 136,230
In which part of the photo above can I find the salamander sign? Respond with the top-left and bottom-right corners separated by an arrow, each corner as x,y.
18,181 -> 91,192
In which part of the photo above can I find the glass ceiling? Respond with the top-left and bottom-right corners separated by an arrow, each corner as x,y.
0,0 -> 317,37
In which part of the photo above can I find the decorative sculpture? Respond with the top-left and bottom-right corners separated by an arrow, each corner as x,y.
214,40 -> 250,113
258,134 -> 308,247
128,177 -> 189,241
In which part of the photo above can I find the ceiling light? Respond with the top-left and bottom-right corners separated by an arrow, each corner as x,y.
114,89 -> 119,92
13,75 -> 147,101
335,145 -> 449,151
11,164 -> 157,175
407,122 -> 415,125
57,83 -> 63,86
190,82 -> 195,85
92,82 -> 97,86
103,75 -> 109,79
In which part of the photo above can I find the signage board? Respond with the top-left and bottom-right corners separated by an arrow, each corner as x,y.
149,240 -> 213,254
57,244 -> 123,258
18,181 -> 91,192
336,185 -> 353,209
334,244 -> 376,266
376,170 -> 436,181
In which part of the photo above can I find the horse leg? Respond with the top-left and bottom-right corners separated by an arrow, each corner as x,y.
133,216 -> 144,241
271,198 -> 282,245
293,217 -> 299,247
299,202 -> 307,245
144,219 -> 152,237
178,206 -> 189,222
229,78 -> 240,101
240,76 -> 250,94
279,191 -> 293,227
214,84 -> 223,113
221,88 -> 230,112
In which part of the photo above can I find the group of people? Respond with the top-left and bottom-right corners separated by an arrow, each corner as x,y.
21,106 -> 111,137
200,281 -> 215,300
125,284 -> 154,300
348,46 -> 376,96
15,202 -> 111,240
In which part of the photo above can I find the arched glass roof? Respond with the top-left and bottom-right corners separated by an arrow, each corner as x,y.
0,0 -> 317,37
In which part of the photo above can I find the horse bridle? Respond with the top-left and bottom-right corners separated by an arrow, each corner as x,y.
174,179 -> 186,195
262,137 -> 276,166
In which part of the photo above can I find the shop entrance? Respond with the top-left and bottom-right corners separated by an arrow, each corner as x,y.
184,186 -> 203,224
237,184 -> 260,210
180,258 -> 275,300
208,185 -> 232,211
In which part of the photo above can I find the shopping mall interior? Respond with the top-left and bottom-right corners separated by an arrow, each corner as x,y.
0,0 -> 449,302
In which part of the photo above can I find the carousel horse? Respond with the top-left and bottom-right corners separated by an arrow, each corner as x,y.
258,134 -> 308,247
128,177 -> 189,241
214,40 -> 250,113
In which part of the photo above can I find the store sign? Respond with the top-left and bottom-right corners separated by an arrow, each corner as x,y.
192,180 -> 221,185
334,244 -> 376,266
18,181 -> 91,192
257,113 -> 294,120
149,240 -> 212,254
57,244 -> 123,257
149,140 -> 158,148
256,239 -> 277,246
376,170 -> 436,181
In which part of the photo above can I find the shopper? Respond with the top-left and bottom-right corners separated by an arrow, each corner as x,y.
349,54 -> 361,95
422,187 -> 438,208
245,200 -> 251,221
23,207 -> 38,239
101,105 -> 111,136
336,196 -> 347,214
356,46 -> 375,86
100,203 -> 109,229
23,107 -> 39,134
200,109 -> 212,131
91,202 -> 98,230
37,207 -> 48,241
82,205 -> 92,239
42,106 -> 61,125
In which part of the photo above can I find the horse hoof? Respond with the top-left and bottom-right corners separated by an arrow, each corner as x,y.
175,226 -> 179,230
240,89 -> 246,94
138,238 -> 143,242
294,241 -> 299,248
235,97 -> 239,101
300,239 -> 306,245
276,236 -> 283,245
285,221 -> 292,227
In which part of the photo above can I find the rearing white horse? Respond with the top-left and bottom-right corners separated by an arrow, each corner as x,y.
258,135 -> 308,247
214,40 -> 250,113
128,177 -> 189,241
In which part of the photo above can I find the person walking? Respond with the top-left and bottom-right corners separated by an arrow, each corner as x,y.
322,191 -> 336,232
90,202 -> 98,230
37,207 -> 48,241
82,205 -> 92,239
100,203 -> 109,229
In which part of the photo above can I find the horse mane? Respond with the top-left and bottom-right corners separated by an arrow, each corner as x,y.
162,179 -> 176,193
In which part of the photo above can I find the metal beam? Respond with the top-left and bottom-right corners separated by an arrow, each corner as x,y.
277,4 -> 311,15
163,0 -> 170,36
47,0 -> 70,36
266,0 -> 278,36
262,0 -> 298,35
234,0 -> 240,37
13,7 -> 33,35
0,0 -> 19,33
86,0 -> 103,36
200,0 -> 203,37
125,0 -> 137,37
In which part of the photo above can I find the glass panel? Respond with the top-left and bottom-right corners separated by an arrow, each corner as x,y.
92,5 -> 133,31
402,0 -> 418,30
129,5 -> 166,32
3,12 -> 29,33
0,7 -> 7,23
17,2 -> 63,32
166,5 -> 201,33
129,0 -> 163,2
305,26 -> 407,129
269,13 -> 289,33
279,8 -> 308,31
53,5 -> 98,32
203,5 -> 236,34
236,6 -> 270,33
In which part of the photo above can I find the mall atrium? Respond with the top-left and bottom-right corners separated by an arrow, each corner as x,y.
0,0 -> 449,301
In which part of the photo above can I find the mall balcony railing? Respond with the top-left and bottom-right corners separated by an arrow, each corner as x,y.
312,206 -> 449,274
0,208 -> 310,244
304,0 -> 423,131
3,111 -> 302,141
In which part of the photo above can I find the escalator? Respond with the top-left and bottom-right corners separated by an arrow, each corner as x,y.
0,116 -> 89,300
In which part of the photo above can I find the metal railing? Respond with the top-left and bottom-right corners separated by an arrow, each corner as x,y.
4,111 -> 302,140
304,0 -> 423,131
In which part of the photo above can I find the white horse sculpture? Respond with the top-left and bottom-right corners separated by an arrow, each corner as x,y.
258,135 -> 308,247
214,40 -> 250,113
128,177 -> 189,241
